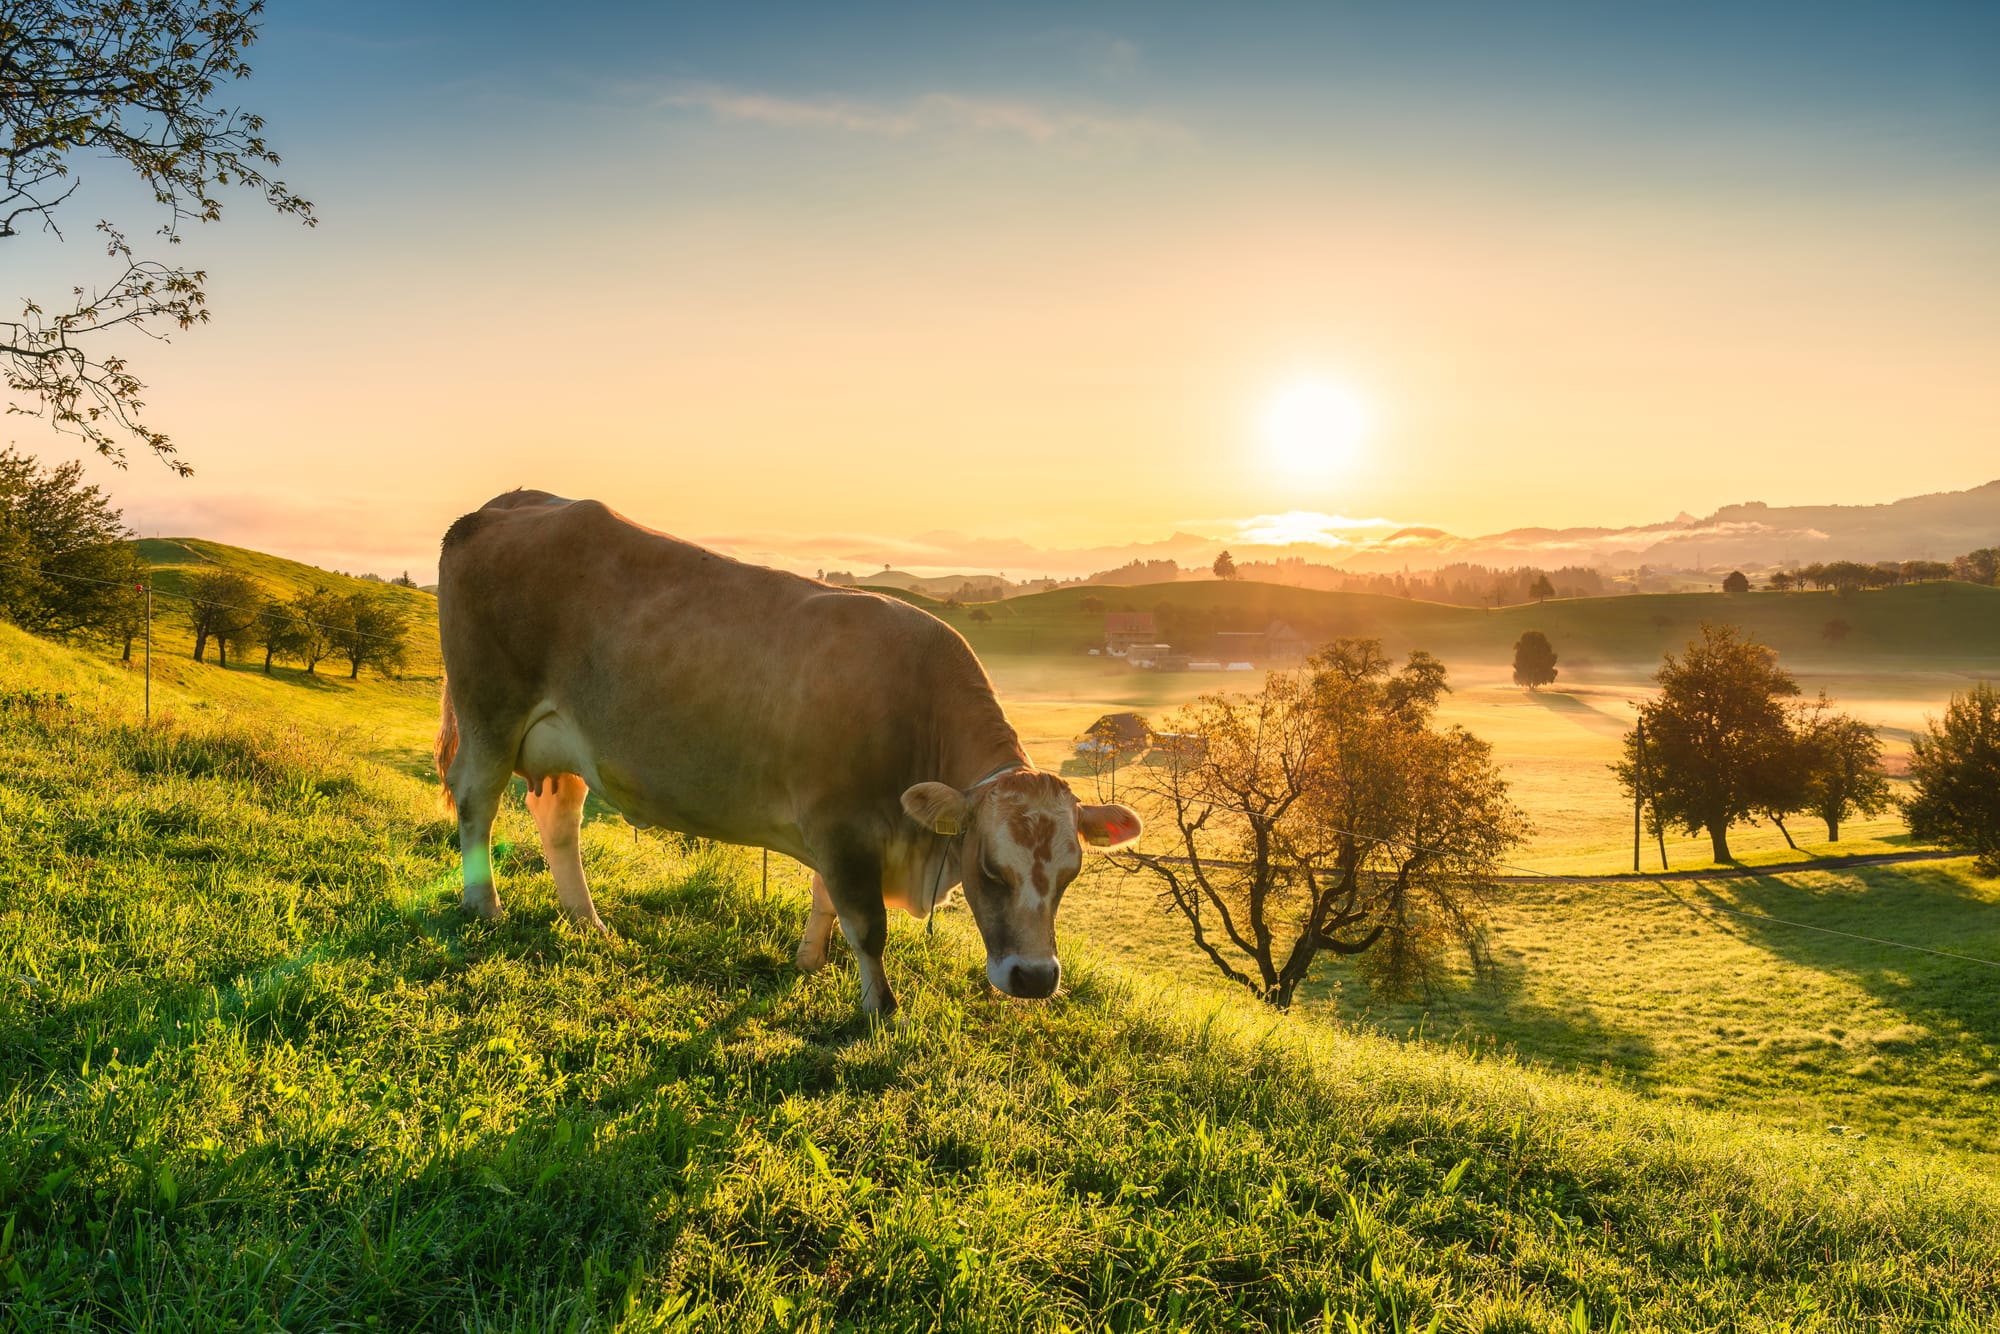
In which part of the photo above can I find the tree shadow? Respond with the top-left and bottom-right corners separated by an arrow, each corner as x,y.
1683,864 -> 2000,1048
1296,951 -> 1660,1082
1523,690 -> 1630,737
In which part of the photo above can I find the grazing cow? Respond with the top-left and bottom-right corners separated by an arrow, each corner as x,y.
433,491 -> 1141,1016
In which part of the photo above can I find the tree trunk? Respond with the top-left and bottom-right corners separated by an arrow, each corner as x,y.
1708,823 -> 1732,862
192,630 -> 207,662
262,643 -> 274,674
1772,816 -> 1797,850
1825,815 -> 1840,842
217,638 -> 227,669
348,657 -> 361,680
121,633 -> 133,663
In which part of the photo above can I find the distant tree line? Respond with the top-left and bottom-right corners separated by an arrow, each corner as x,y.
1765,550 -> 1997,592
1232,559 -> 1608,607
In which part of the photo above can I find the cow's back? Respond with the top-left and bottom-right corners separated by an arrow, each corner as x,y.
437,492 -> 981,853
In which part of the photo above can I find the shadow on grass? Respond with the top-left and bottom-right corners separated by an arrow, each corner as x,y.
1692,863 -> 2000,1047
1523,689 -> 1630,737
1297,952 -> 1662,1083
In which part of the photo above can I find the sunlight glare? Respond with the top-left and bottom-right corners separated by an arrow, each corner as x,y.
1263,379 -> 1369,480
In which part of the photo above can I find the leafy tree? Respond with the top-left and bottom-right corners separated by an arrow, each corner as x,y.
1722,570 -> 1750,594
245,595 -> 304,673
1767,571 -> 1794,592
1528,573 -> 1554,602
1615,623 -> 1799,863
1904,682 -> 2000,872
1511,630 -> 1558,690
286,585 -> 345,675
3,0 -> 315,469
1211,550 -> 1237,580
1952,548 -> 1999,586
0,445 -> 141,639
1079,595 -> 1105,615
1111,639 -> 1526,1007
1795,696 -> 1889,842
180,568 -> 257,665
967,606 -> 992,626
335,590 -> 410,680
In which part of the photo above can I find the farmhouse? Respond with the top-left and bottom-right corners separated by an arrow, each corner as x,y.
1103,612 -> 1158,656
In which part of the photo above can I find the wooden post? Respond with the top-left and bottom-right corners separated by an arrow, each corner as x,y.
1632,719 -> 1642,874
762,847 -> 769,896
143,583 -> 152,725
1638,719 -> 1667,870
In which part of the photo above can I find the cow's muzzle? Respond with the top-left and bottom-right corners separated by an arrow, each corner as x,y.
988,954 -> 1061,1000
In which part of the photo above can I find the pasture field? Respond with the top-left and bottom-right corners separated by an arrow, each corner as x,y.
4,622 -> 1999,1330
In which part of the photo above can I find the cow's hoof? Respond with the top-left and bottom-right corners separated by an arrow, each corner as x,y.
795,945 -> 828,974
462,891 -> 503,921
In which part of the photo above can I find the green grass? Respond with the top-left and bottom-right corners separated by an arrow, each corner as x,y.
6,615 -> 2000,1327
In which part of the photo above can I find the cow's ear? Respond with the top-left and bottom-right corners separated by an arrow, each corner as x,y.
1076,802 -> 1142,850
902,782 -> 969,837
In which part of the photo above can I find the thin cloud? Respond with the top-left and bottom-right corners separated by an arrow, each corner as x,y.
655,82 -> 1184,146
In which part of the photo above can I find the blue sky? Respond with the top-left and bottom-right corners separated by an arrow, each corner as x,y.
18,1 -> 1996,578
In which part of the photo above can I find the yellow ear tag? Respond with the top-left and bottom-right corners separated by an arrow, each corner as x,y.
1085,830 -> 1113,847
934,814 -> 960,837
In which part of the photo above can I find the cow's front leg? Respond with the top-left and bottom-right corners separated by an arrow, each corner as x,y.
795,871 -> 839,973
836,904 -> 895,1019
820,848 -> 896,1018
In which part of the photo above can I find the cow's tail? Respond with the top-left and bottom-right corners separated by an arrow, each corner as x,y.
435,675 -> 459,815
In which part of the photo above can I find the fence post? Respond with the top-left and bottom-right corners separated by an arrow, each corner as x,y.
143,583 -> 152,725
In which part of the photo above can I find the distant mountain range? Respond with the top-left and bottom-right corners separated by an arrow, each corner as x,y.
768,481 -> 2000,586
1326,480 -> 2000,573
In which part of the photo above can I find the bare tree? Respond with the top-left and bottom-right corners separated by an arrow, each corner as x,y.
1109,640 -> 1526,1007
3,1 -> 314,469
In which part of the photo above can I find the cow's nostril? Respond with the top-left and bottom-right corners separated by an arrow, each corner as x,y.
1008,959 -> 1061,999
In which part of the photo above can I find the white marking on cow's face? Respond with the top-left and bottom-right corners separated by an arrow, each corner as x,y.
958,773 -> 1086,998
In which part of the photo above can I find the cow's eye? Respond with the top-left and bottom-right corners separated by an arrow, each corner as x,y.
980,860 -> 1007,885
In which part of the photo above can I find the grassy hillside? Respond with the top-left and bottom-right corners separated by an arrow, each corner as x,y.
4,626 -> 2000,1329
903,578 -> 2000,677
135,537 -> 443,677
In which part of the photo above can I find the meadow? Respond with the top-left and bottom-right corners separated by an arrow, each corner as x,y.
4,548 -> 1998,1328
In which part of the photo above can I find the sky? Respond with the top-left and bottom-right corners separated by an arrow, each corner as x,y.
11,1 -> 1998,582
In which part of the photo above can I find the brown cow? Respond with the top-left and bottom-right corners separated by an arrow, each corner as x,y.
433,491 -> 1140,1016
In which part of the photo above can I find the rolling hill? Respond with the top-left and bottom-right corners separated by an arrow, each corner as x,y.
897,577 -> 2000,675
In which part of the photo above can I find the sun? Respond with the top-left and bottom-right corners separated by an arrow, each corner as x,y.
1263,379 -> 1369,480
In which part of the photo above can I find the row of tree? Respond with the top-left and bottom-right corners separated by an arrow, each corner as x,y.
1763,549 -> 1999,592
180,571 -> 412,679
1610,623 -> 2000,867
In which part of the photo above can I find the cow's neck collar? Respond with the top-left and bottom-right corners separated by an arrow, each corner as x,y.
962,760 -> 1032,794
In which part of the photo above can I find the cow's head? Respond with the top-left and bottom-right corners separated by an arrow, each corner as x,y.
901,770 -> 1141,999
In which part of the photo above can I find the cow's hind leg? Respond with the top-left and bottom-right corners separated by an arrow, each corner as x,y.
526,773 -> 606,933
795,872 -> 839,973
448,742 -> 513,920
